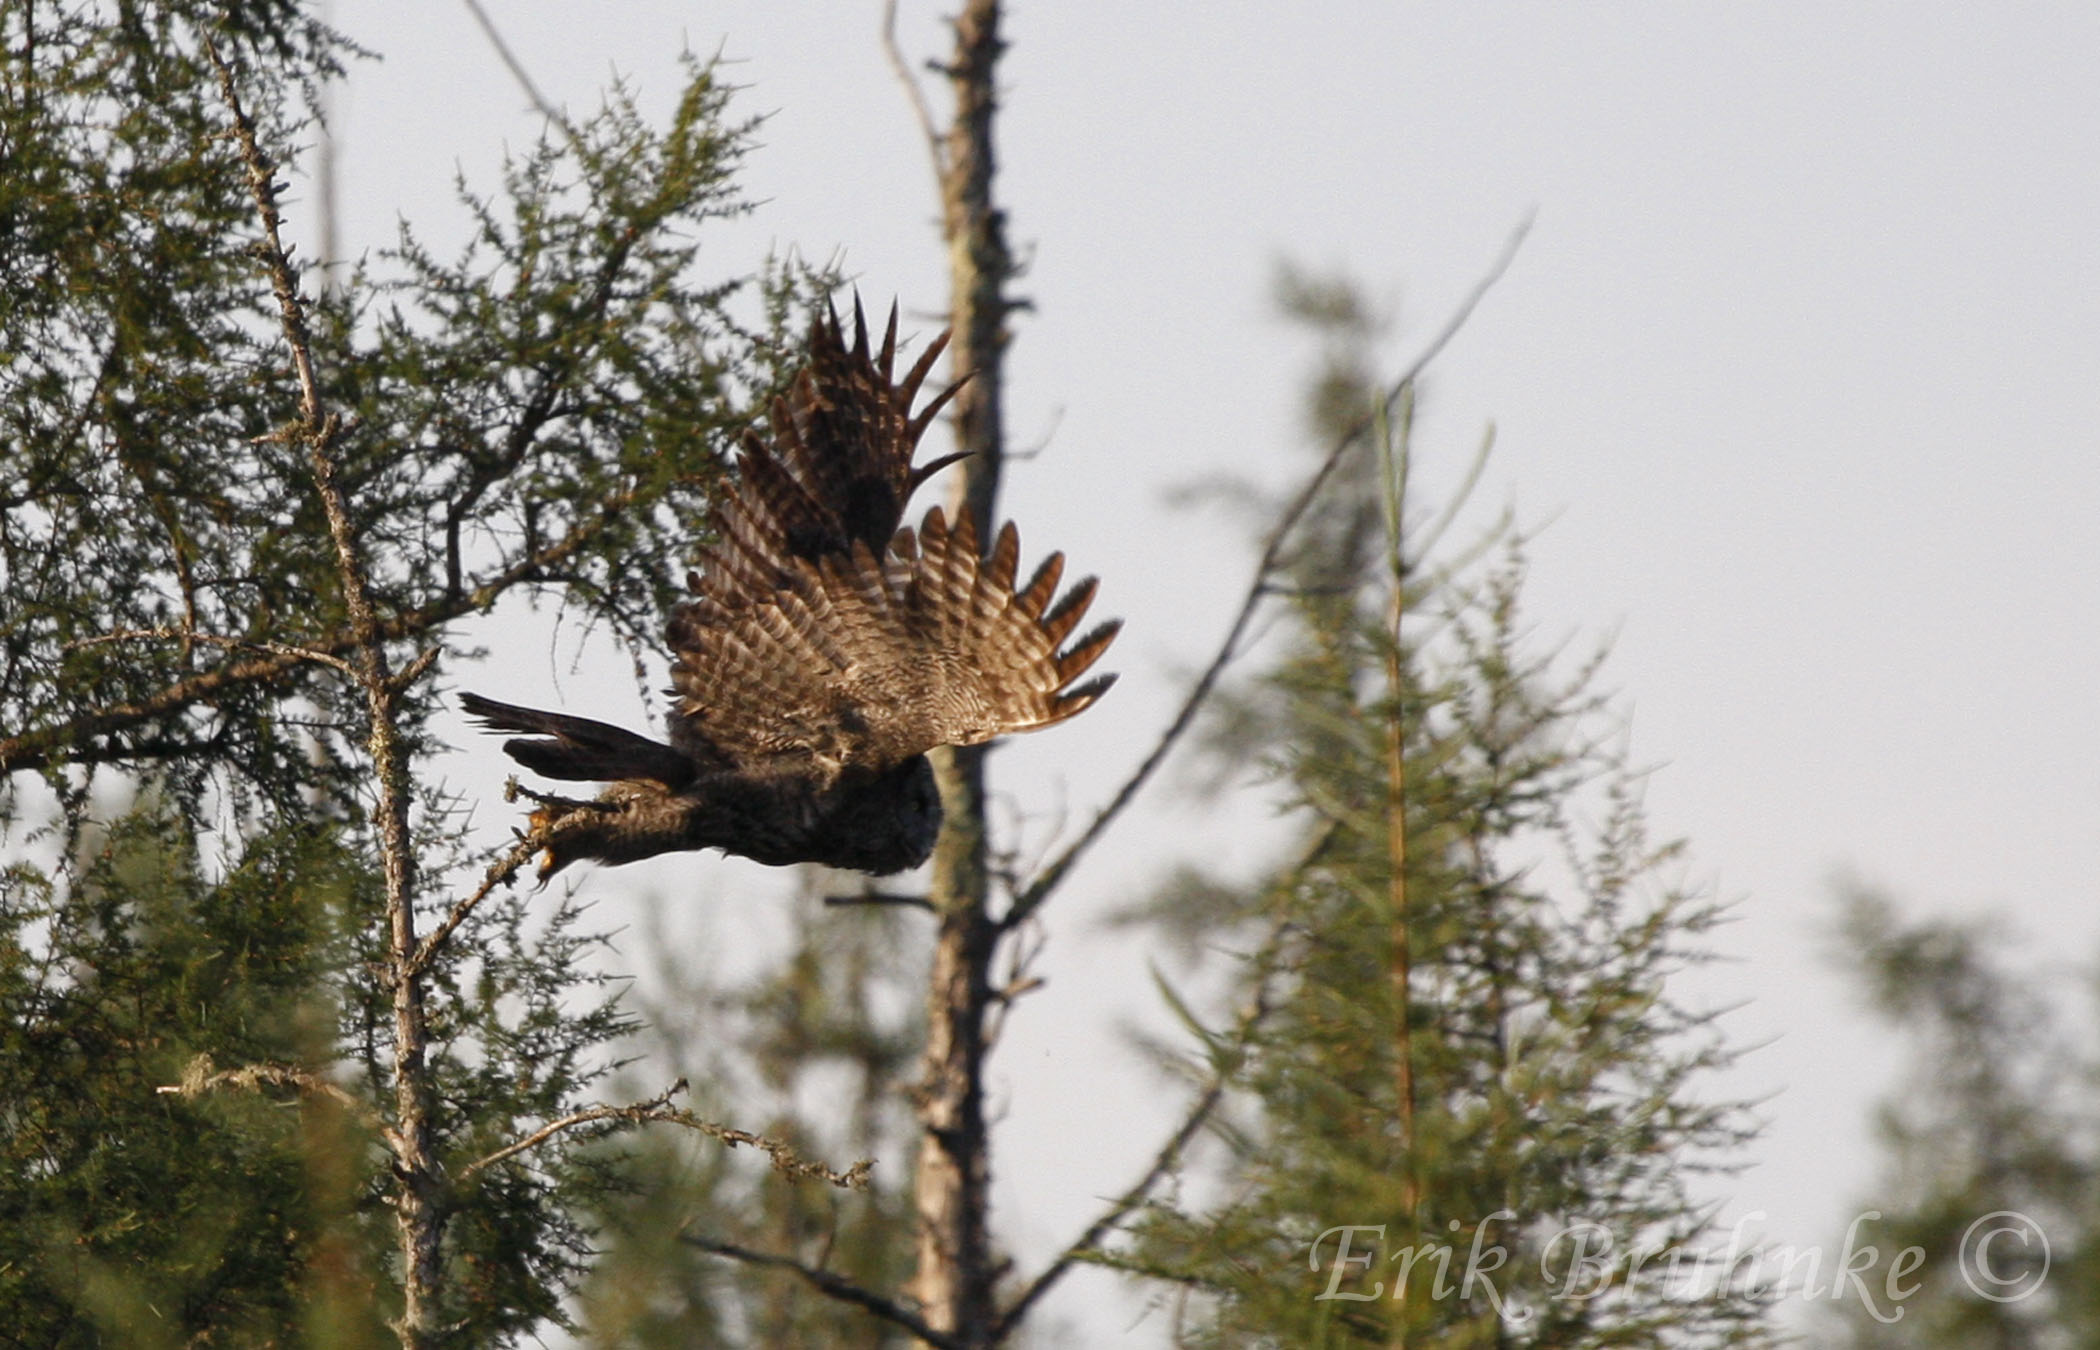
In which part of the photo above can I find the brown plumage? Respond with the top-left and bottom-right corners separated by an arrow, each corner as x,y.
463,299 -> 1119,877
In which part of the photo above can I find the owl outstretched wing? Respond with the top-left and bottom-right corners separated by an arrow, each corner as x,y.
666,505 -> 1118,771
689,298 -> 967,619
465,294 -> 1117,877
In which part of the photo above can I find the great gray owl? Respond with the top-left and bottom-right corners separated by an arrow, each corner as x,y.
462,300 -> 1119,877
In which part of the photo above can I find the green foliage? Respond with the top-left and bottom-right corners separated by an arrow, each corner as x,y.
0,0 -> 789,802
0,792 -> 390,1347
1820,887 -> 2100,1348
1,0 -> 356,810
0,0 -> 812,1340
576,890 -> 927,1347
1106,274 -> 1771,1347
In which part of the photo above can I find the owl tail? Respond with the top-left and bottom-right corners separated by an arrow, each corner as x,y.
460,693 -> 694,789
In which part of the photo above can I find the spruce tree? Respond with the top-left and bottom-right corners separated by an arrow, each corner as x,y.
0,793 -> 386,1347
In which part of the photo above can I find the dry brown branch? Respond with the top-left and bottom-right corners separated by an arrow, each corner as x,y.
406,834 -> 541,979
460,1078 -> 871,1190
158,1054 -> 386,1134
1003,218 -> 1532,930
663,1114 -> 873,1190
387,645 -> 443,699
994,880 -> 1308,1340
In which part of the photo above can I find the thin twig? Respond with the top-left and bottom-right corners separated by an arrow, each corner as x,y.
1004,218 -> 1532,929
881,0 -> 947,183
459,1078 -> 711,1180
659,1114 -> 872,1190
387,645 -> 443,699
993,907 -> 1296,1340
473,1076 -> 872,1190
997,1078 -> 1228,1335
460,0 -> 579,147
64,628 -> 357,677
407,835 -> 540,978
685,1235 -> 959,1349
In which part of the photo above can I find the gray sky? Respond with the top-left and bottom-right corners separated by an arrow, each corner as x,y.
326,3 -> 2100,1340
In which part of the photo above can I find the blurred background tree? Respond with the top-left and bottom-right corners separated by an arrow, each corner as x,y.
1820,886 -> 2100,1348
575,886 -> 926,1347
1098,273 -> 1775,1348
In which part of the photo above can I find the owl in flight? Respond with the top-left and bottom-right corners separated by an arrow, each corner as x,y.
463,300 -> 1119,876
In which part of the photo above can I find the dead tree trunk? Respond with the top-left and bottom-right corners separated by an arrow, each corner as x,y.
908,0 -> 1013,1342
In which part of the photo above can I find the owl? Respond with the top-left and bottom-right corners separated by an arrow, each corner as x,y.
463,300 -> 1118,876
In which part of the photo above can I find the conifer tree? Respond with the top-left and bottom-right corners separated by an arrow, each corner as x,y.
1821,886 -> 2098,1347
1104,273 -> 1774,1348
576,886 -> 925,1347
0,792 -> 387,1347
0,3 -> 848,1341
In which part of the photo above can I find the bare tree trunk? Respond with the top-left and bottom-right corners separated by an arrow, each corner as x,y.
938,0 -> 1012,534
910,774 -> 997,1341
908,1 -> 1012,1342
204,42 -> 446,1346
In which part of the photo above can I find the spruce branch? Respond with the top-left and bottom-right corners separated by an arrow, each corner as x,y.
406,835 -> 542,979
0,482 -> 644,776
457,1078 -> 868,1189
663,1117 -> 874,1191
62,628 -> 357,679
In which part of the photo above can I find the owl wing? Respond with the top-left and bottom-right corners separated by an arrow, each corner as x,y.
666,506 -> 1119,771
690,297 -> 967,617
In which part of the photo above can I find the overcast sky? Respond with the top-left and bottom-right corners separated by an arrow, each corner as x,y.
321,4 -> 2100,1340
